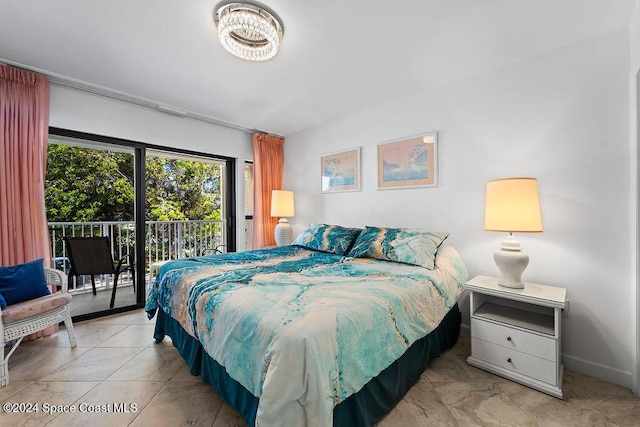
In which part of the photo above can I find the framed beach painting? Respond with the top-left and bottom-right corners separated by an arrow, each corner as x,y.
321,148 -> 361,193
377,132 -> 438,189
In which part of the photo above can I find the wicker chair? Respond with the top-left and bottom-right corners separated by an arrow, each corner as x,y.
1,268 -> 77,387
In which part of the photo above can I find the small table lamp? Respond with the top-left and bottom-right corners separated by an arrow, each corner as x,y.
484,178 -> 543,289
271,190 -> 295,246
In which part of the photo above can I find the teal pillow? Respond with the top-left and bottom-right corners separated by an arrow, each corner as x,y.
292,224 -> 362,255
0,259 -> 51,306
347,227 -> 449,270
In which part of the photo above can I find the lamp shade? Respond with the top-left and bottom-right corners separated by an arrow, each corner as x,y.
484,178 -> 542,232
270,190 -> 295,217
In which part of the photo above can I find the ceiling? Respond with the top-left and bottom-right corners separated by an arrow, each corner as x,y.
0,0 -> 636,136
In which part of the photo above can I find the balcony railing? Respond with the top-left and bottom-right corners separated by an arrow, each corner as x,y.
48,220 -> 225,294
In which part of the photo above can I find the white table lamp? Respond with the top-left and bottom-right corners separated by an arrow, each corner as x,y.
271,190 -> 295,246
484,178 -> 542,289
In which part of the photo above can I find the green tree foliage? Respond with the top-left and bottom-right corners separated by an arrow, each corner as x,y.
46,144 -> 135,221
145,157 -> 222,221
45,144 -> 222,222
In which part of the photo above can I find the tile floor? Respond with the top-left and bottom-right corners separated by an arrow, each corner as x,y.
1,309 -> 639,426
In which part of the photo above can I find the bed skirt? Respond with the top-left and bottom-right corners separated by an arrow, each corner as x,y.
152,303 -> 461,426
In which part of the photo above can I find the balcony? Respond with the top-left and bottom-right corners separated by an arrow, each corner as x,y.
48,220 -> 226,298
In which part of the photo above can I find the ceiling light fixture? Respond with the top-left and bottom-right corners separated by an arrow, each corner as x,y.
214,2 -> 283,62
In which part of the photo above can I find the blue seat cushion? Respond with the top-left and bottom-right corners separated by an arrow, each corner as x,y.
0,259 -> 51,309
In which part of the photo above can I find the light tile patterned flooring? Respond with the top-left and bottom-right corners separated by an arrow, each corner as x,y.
1,309 -> 639,426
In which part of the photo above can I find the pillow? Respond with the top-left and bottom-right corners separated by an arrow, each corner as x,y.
0,258 -> 51,306
292,224 -> 362,255
347,226 -> 449,270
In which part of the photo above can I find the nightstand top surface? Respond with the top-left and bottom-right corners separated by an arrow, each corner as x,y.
464,275 -> 566,308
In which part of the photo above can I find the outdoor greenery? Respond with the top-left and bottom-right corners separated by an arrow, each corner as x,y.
45,144 -> 222,222
146,155 -> 222,222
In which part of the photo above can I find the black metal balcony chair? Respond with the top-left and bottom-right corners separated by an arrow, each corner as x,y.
65,236 -> 135,309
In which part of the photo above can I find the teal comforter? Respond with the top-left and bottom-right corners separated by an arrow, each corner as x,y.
146,245 -> 467,426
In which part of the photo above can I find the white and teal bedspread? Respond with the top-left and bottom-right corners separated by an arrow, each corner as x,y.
146,244 -> 467,426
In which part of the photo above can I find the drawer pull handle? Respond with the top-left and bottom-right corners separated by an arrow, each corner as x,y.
507,336 -> 512,342
507,357 -> 512,363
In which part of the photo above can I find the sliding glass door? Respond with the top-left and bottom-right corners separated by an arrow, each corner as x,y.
145,150 -> 228,294
46,128 -> 236,320
47,135 -> 137,318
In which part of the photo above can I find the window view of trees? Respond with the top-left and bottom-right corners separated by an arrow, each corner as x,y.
46,144 -> 135,222
45,144 -> 223,222
146,155 -> 222,221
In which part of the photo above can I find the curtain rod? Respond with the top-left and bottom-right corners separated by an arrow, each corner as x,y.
0,59 -> 284,138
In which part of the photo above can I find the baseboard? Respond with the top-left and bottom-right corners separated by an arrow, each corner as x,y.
460,322 -> 470,337
562,353 -> 632,389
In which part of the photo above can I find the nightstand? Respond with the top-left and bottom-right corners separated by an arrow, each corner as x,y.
464,275 -> 567,398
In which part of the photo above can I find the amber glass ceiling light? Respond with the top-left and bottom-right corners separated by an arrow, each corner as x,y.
484,177 -> 543,289
214,2 -> 283,61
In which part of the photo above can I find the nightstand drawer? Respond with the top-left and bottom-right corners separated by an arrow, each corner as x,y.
471,338 -> 557,385
471,318 -> 556,362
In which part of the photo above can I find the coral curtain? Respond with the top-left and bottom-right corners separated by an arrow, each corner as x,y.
252,133 -> 284,249
0,65 -> 55,337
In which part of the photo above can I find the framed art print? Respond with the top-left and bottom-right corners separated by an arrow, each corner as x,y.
321,148 -> 361,193
377,132 -> 437,189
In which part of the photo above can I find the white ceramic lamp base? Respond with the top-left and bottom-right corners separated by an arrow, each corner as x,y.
274,218 -> 292,247
494,234 -> 529,289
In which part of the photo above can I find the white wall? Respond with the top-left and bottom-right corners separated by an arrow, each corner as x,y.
631,2 -> 640,72
285,29 -> 633,387
628,0 -> 640,395
48,85 -> 253,251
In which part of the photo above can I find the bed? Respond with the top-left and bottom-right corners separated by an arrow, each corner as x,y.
145,225 -> 468,426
